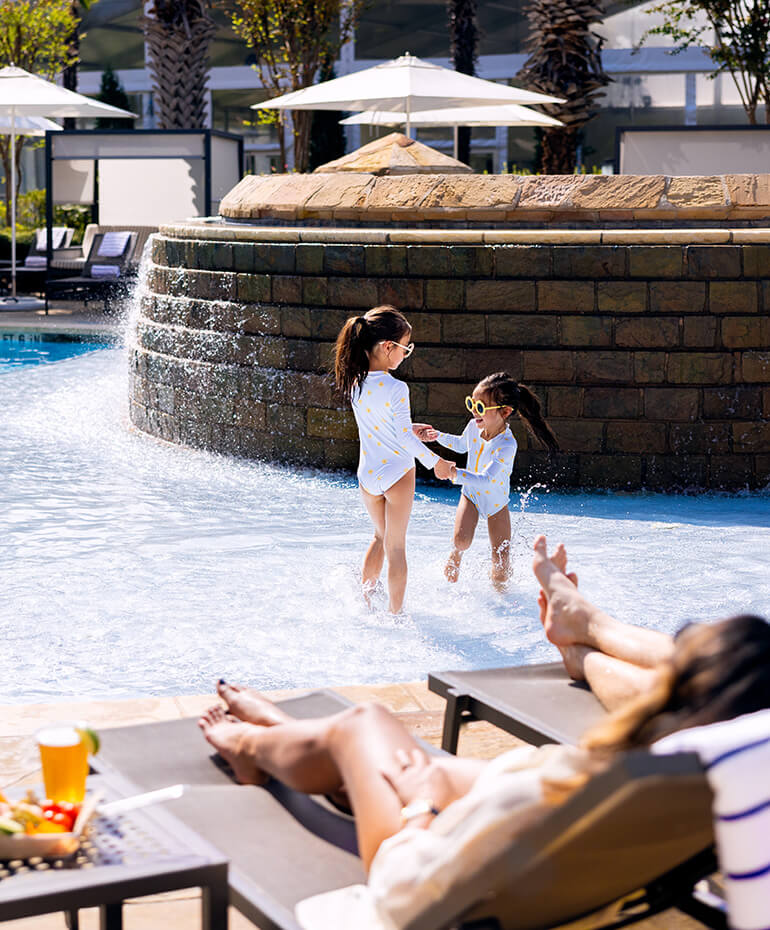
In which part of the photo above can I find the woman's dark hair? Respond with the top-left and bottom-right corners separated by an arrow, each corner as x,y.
586,614 -> 770,752
476,371 -> 559,452
334,306 -> 411,401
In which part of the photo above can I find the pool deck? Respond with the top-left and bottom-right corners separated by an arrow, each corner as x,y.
0,303 -> 122,338
1,682 -> 701,930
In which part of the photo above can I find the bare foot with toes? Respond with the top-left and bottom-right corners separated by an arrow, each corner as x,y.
532,535 -> 594,650
198,705 -> 268,785
217,680 -> 291,727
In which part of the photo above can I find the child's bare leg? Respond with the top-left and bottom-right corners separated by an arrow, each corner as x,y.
360,488 -> 386,602
487,507 -> 511,591
446,496 -> 478,582
532,535 -> 673,669
382,468 -> 415,613
199,699 -> 483,869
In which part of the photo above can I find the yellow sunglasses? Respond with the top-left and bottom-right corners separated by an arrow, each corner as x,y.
465,396 -> 505,416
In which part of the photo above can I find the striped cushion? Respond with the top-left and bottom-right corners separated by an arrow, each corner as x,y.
654,709 -> 770,930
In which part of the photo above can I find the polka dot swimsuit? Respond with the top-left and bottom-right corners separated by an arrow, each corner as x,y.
436,420 -> 517,517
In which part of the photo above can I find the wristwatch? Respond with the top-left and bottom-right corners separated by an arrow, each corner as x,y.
400,798 -> 440,824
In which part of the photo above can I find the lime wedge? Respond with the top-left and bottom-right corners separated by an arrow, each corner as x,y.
76,726 -> 100,755
0,815 -> 23,835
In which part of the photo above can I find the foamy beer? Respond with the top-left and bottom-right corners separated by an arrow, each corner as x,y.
36,724 -> 89,803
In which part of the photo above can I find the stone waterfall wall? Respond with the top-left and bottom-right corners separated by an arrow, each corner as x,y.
130,224 -> 770,490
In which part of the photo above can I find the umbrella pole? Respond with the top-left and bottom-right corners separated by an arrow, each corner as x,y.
453,125 -> 458,160
406,97 -> 411,139
10,109 -> 16,299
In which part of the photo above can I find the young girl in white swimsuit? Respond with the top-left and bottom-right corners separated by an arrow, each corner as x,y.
334,306 -> 454,614
414,372 -> 558,588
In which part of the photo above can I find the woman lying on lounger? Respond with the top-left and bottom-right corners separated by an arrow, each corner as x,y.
199,535 -> 770,929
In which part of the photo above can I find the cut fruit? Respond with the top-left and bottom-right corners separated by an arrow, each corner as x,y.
76,726 -> 100,755
0,815 -> 23,835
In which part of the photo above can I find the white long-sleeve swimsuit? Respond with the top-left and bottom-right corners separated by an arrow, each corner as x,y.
352,372 -> 439,495
436,420 -> 517,518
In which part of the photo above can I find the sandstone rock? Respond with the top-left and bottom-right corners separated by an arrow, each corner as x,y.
665,176 -> 726,210
570,175 -> 666,210
314,132 -> 471,175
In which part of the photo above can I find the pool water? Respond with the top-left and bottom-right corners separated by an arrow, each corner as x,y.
2,347 -> 769,704
0,332 -> 111,370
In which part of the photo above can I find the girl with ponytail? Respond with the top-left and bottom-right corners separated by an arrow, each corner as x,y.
414,371 -> 559,588
334,306 -> 454,614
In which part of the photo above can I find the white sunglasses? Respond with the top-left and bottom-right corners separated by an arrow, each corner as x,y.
379,339 -> 414,358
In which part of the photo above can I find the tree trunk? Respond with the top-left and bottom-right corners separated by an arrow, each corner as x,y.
292,110 -> 313,173
541,126 -> 577,175
62,16 -> 79,131
448,0 -> 478,167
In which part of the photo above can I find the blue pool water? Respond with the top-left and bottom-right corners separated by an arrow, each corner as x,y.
0,332 -> 111,371
2,346 -> 769,704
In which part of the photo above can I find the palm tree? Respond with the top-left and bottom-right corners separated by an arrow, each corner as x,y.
517,0 -> 609,173
447,0 -> 478,166
61,0 -> 96,130
142,0 -> 216,129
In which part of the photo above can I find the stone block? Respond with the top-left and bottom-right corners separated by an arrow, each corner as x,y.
522,350 -> 574,382
328,276 -> 379,308
495,245 -> 552,279
709,455 -> 755,489
488,314 -> 559,346
628,246 -> 683,279
307,407 -> 358,440
406,246 -> 452,276
272,434 -> 325,467
721,316 -> 769,349
252,243 -> 296,274
425,279 -> 464,311
442,313 -> 486,344
552,246 -> 626,279
643,387 -> 699,421
323,438 -> 359,469
570,174 -> 667,210
616,317 -> 678,349
276,305 -> 310,339
583,387 -> 640,418
151,238 -> 167,265
464,348 -> 523,381
285,339 -> 318,372
232,242 -> 256,273
667,352 -> 733,384
559,316 -> 613,347
266,403 -> 306,436
670,422 -> 730,454
296,244 -> 324,274
547,386 -> 582,417
323,245 -> 365,276
421,174 -> 521,211
710,281 -> 758,315
466,280 -> 535,312
597,281 -> 647,314
606,421 -> 666,453
683,316 -> 717,349
763,281 -> 770,315
240,305 -> 282,336
548,418 -> 604,452
257,337 -> 287,369
236,428 -> 274,460
517,175 -> 580,209
742,245 -> 770,278
310,307 -> 350,340
427,381 -> 474,413
409,347 -> 467,380
649,281 -> 706,314
365,246 -> 407,276
732,421 -> 770,453
272,275 -> 303,306
236,273 -> 270,303
538,280 -> 594,313
231,400 -> 266,430
211,242 -> 233,271
666,176 -> 726,211
575,351 -> 633,383
703,386 -> 763,419
725,174 -> 770,210
303,173 -> 373,214
765,387 -> 770,417
686,246 -> 742,279
302,276 -> 328,306
579,454 -> 642,489
645,455 -> 708,490
378,278 -> 424,312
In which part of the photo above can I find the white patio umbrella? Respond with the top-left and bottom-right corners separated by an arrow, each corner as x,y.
0,114 -> 62,135
341,103 -> 565,159
255,53 -> 564,137
0,65 -> 136,309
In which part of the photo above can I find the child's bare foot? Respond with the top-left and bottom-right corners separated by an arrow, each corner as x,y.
533,535 -> 593,649
217,680 -> 291,727
445,550 -> 461,583
198,706 -> 267,785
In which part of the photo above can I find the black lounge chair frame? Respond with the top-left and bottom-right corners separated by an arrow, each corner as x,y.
45,231 -> 138,311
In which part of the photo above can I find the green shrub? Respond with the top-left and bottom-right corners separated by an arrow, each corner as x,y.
0,190 -> 91,245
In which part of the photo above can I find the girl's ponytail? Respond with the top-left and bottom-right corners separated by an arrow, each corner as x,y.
333,305 -> 412,403
477,372 -> 559,453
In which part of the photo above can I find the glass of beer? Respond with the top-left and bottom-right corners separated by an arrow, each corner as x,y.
36,724 -> 89,803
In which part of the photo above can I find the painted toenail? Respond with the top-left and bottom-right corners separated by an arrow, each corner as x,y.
218,678 -> 226,685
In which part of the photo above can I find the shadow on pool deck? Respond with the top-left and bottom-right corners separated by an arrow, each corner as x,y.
0,303 -> 123,338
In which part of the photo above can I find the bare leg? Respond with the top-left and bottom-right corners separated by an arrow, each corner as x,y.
445,496 -> 478,582
532,535 -> 674,669
559,644 -> 662,712
382,468 -> 415,613
487,506 -> 511,591
360,487 -> 386,604
199,700 -> 484,869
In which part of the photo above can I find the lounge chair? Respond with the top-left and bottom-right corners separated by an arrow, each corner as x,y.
92,689 -> 725,930
46,230 -> 137,311
0,226 -> 74,296
428,662 -> 607,752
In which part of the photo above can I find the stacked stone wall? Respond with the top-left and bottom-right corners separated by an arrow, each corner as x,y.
129,226 -> 770,490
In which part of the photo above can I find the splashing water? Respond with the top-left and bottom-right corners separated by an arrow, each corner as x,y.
1,245 -> 769,703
